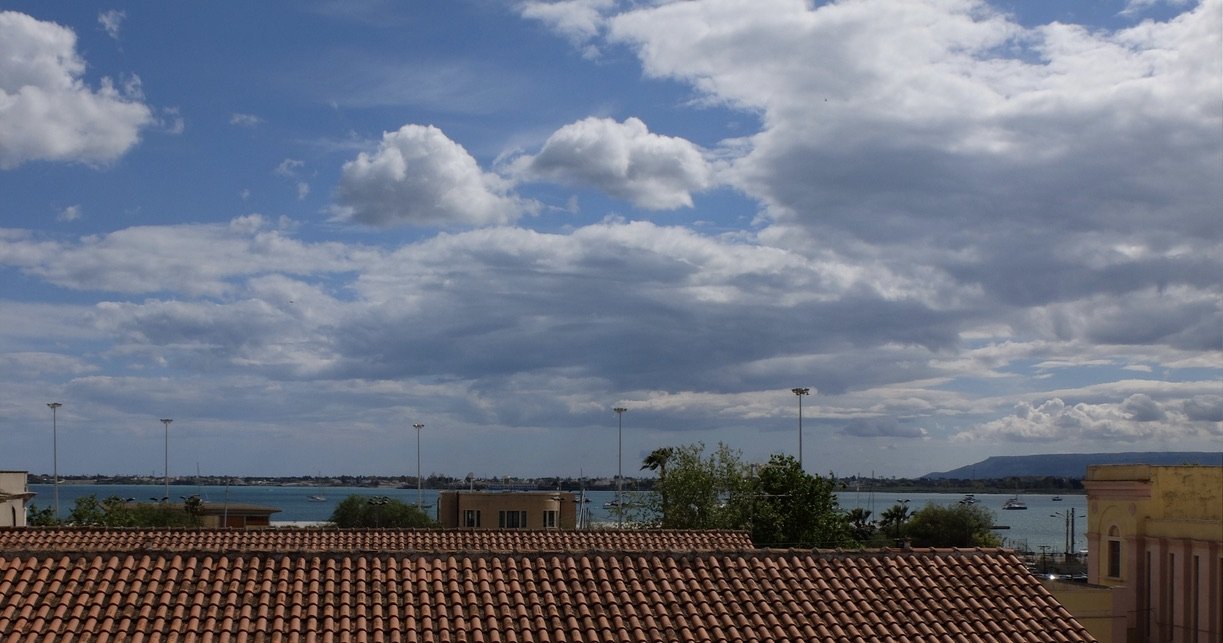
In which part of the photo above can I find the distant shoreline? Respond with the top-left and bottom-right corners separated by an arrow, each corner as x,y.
26,475 -> 1090,495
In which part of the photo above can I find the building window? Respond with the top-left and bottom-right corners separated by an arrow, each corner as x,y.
543,510 -> 558,529
498,510 -> 527,529
1106,526 -> 1122,578
463,509 -> 481,528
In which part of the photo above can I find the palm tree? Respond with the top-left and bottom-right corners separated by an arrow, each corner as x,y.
641,447 -> 674,479
847,507 -> 875,542
641,447 -> 674,526
880,503 -> 913,542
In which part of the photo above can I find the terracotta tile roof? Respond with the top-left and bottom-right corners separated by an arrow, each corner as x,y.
0,547 -> 1094,642
0,528 -> 755,554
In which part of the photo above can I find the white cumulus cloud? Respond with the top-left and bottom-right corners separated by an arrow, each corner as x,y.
518,117 -> 713,210
0,11 -> 153,169
334,124 -> 533,227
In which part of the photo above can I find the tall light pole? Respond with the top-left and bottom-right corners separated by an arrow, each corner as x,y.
47,402 -> 62,516
160,418 -> 173,502
613,407 -> 627,528
413,423 -> 425,509
791,388 -> 810,470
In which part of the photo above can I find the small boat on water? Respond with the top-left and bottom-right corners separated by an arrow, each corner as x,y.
1051,495 -> 1063,501
1002,495 -> 1028,510
958,494 -> 977,505
306,495 -> 327,502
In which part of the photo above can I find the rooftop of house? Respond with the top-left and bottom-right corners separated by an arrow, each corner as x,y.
0,546 -> 1094,642
0,528 -> 1095,641
0,527 -> 756,554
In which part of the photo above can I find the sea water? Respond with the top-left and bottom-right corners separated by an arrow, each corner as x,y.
28,484 -> 1087,554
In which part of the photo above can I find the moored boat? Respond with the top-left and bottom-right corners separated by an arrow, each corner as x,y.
1002,495 -> 1028,510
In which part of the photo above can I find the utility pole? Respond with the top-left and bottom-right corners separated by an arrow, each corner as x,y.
413,423 -> 424,509
47,403 -> 62,516
613,407 -> 627,528
791,388 -> 810,470
160,418 -> 173,502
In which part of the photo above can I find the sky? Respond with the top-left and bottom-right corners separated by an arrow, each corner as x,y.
0,0 -> 1219,481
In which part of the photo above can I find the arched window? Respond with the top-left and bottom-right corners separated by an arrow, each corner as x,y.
1106,525 -> 1122,578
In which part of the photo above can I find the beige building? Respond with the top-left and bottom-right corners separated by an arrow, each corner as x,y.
195,501 -> 280,528
436,490 -> 577,530
0,471 -> 35,528
1079,463 -> 1222,642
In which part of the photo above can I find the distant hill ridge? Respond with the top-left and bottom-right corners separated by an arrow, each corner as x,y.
925,452 -> 1223,479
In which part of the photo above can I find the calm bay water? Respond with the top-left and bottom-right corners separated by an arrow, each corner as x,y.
835,490 -> 1088,554
29,484 -> 1087,554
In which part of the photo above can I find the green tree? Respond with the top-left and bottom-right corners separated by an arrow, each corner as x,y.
750,454 -> 851,548
878,502 -> 913,543
129,502 -> 201,527
644,443 -> 752,529
846,507 -> 875,542
643,444 -> 851,548
25,503 -> 58,526
905,503 -> 1002,547
640,447 -> 674,479
66,495 -> 118,526
64,495 -> 199,527
329,495 -> 437,528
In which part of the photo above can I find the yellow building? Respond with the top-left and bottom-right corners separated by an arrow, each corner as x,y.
436,490 -> 577,530
1082,463 -> 1222,643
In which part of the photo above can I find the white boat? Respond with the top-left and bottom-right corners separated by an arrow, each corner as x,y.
306,495 -> 327,502
1002,495 -> 1028,510
958,494 -> 977,505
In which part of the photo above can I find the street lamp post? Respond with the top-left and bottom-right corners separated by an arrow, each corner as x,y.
613,407 -> 627,528
791,388 -> 810,470
160,418 -> 173,502
47,402 -> 62,516
413,423 -> 424,509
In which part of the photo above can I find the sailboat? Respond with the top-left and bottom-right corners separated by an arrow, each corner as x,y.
306,473 -> 327,502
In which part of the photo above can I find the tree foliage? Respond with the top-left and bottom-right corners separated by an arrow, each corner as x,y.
328,495 -> 437,528
750,454 -> 851,547
878,503 -> 914,543
62,495 -> 200,527
905,503 -> 1002,548
642,444 -> 851,548
846,507 -> 875,542
25,503 -> 57,526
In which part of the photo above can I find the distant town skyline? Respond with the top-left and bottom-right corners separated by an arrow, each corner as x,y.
1,1 -> 1219,479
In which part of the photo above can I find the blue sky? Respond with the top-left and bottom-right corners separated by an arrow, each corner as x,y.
1,0 -> 1219,480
